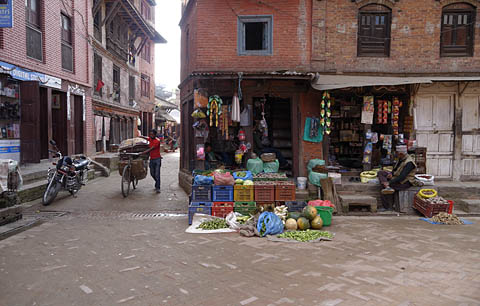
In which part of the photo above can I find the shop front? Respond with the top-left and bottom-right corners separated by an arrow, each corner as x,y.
0,60 -> 63,163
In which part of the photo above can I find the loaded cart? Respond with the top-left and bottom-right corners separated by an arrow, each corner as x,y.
118,138 -> 149,198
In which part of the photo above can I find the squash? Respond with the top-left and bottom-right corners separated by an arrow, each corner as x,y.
285,218 -> 298,230
303,206 -> 318,221
311,216 -> 323,229
297,217 -> 310,230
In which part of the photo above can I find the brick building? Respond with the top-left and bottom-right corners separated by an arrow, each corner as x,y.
91,0 -> 165,152
0,0 -> 93,163
179,0 -> 480,186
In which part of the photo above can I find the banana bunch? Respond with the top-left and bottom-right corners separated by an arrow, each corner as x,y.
274,205 -> 288,224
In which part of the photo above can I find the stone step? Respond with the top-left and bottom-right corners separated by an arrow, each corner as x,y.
456,199 -> 480,213
339,194 -> 377,213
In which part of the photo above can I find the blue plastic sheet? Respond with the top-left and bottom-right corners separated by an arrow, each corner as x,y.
420,218 -> 474,225
194,175 -> 214,186
257,212 -> 284,237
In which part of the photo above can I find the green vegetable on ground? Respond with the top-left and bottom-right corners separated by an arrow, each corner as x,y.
277,229 -> 333,242
197,219 -> 228,230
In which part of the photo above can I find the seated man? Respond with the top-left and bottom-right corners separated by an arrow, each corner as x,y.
204,142 -> 220,170
253,122 -> 289,169
377,145 -> 417,212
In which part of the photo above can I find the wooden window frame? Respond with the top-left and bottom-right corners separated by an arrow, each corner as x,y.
141,74 -> 150,98
237,15 -> 273,56
141,1 -> 151,21
129,75 -> 136,104
94,53 -> 103,97
357,5 -> 391,57
61,13 -> 73,71
113,65 -> 121,102
93,9 -> 102,42
440,4 -> 475,57
142,41 -> 151,63
26,0 -> 40,28
26,0 -> 43,61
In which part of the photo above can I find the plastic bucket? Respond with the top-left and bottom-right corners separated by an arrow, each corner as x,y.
297,177 -> 307,190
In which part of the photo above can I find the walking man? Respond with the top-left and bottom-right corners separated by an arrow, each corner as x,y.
141,129 -> 162,193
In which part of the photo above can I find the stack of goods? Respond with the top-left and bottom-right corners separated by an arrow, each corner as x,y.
431,212 -> 464,225
392,98 -> 401,135
254,181 -> 275,212
376,100 -> 389,124
413,189 -> 452,218
118,138 -> 149,179
253,173 -> 288,181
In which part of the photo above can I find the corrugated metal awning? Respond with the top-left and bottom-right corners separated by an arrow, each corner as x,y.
311,74 -> 480,91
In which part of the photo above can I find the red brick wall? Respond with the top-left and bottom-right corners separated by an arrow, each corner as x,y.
312,0 -> 480,73
139,39 -> 156,113
181,0 -> 312,78
0,0 -> 91,86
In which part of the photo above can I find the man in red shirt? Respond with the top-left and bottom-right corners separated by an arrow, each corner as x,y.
141,129 -> 162,193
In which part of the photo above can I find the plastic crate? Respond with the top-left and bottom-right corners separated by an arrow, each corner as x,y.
314,206 -> 333,226
275,184 -> 296,201
257,201 -> 276,212
285,201 -> 307,212
234,185 -> 254,202
188,202 -> 212,225
212,202 -> 234,218
254,184 -> 275,202
234,201 -> 257,216
413,196 -> 449,218
191,185 -> 212,202
212,185 -> 234,202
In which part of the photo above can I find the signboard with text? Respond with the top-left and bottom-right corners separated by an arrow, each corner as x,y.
0,0 -> 13,28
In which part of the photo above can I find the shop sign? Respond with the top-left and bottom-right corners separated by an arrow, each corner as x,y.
0,60 -> 62,89
0,0 -> 13,28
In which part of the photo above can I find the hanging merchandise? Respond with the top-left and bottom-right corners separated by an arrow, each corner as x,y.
392,97 -> 401,135
361,96 -> 374,124
193,119 -> 209,139
321,91 -> 332,135
363,142 -> 373,164
310,117 -> 320,138
383,134 -> 393,153
191,109 -> 206,119
238,129 -> 246,141
260,100 -> 269,139
232,94 -> 241,123
303,117 -> 323,143
207,95 -> 223,127
240,105 -> 251,127
219,105 -> 230,139
371,132 -> 378,144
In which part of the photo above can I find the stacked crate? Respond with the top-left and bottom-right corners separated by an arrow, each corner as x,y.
234,185 -> 256,215
212,186 -> 234,218
254,182 -> 275,212
189,185 -> 212,225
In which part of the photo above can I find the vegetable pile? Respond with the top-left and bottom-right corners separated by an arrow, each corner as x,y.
197,219 -> 228,230
426,196 -> 448,205
432,212 -> 464,225
278,229 -> 333,242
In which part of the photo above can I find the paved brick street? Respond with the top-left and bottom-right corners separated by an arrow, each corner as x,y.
1,153 -> 479,306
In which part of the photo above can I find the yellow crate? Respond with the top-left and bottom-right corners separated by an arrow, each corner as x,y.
234,185 -> 254,202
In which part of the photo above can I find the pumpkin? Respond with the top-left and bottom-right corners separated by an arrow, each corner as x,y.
303,206 -> 318,221
311,216 -> 323,229
285,218 -> 298,230
297,217 -> 310,230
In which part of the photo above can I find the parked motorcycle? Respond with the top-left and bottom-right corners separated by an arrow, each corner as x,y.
42,140 -> 90,206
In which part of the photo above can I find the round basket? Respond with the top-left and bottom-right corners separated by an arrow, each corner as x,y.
360,171 -> 377,183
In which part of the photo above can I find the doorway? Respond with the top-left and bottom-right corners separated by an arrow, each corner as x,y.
74,95 -> 84,154
39,87 -> 49,159
51,91 -> 68,155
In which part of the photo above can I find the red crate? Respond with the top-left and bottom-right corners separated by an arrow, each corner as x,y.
212,202 -> 234,218
275,184 -> 296,201
413,196 -> 449,218
254,184 -> 275,202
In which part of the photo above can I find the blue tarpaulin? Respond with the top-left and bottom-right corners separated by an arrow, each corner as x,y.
420,218 -> 474,225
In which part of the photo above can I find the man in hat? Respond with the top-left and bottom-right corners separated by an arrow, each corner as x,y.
377,145 -> 417,212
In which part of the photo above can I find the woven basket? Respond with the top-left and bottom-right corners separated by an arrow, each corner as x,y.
118,159 -> 147,180
261,153 -> 277,163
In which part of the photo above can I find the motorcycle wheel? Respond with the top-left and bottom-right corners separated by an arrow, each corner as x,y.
42,178 -> 60,206
121,165 -> 131,198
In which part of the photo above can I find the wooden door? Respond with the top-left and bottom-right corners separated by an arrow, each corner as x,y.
416,94 -> 454,178
461,95 -> 480,177
39,87 -> 49,159
52,92 -> 68,155
74,95 -> 84,154
20,81 -> 41,163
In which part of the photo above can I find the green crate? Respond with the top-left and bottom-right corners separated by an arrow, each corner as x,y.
314,206 -> 333,226
234,201 -> 257,216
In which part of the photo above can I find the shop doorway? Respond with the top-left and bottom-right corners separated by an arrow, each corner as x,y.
39,87 -> 49,159
253,96 -> 293,173
51,91 -> 68,155
20,81 -> 41,163
415,94 -> 454,178
74,95 -> 84,154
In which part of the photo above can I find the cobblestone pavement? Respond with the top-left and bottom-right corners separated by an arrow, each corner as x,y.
1,152 -> 479,306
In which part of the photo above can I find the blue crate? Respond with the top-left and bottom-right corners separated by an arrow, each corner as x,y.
191,185 -> 212,202
188,202 -> 213,225
285,201 -> 307,212
212,185 -> 234,202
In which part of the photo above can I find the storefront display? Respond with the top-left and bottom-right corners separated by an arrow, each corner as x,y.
0,78 -> 20,162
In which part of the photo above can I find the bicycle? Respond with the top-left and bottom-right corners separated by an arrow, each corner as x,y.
120,152 -> 142,198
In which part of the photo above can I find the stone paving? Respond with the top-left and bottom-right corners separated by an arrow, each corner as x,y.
0,152 -> 479,305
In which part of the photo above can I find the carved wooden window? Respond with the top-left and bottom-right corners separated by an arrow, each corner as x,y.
61,14 -> 73,71
441,3 -> 475,57
358,4 -> 391,57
